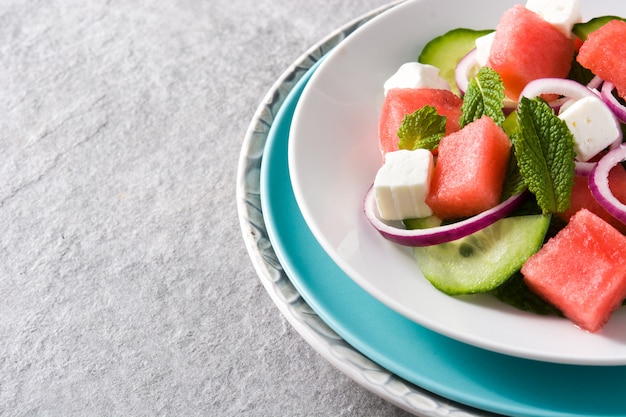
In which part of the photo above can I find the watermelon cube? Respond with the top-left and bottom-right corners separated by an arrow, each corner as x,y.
522,209 -> 626,332
425,115 -> 511,220
487,4 -> 576,100
378,88 -> 463,156
577,19 -> 626,99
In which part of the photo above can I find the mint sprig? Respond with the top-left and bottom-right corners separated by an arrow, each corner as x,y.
491,271 -> 563,316
512,97 -> 575,214
397,105 -> 447,151
460,67 -> 506,128
500,151 -> 526,201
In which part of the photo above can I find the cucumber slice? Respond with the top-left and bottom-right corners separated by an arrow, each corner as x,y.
403,215 -> 442,230
413,214 -> 550,295
572,16 -> 626,41
418,28 -> 493,95
501,111 -> 519,137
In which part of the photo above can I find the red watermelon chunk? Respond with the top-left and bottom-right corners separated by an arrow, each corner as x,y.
378,88 -> 463,155
487,5 -> 576,100
577,19 -> 626,99
425,115 -> 511,220
522,209 -> 626,333
558,164 -> 626,234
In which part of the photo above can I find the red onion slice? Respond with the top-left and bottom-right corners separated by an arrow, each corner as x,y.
454,50 -> 516,111
363,186 -> 527,247
589,144 -> 626,225
594,83 -> 625,151
520,78 -> 598,101
455,48 -> 478,96
550,97 -> 574,113
587,75 -> 604,91
601,81 -> 626,124
574,161 -> 595,177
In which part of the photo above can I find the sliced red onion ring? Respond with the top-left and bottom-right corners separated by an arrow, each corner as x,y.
574,161 -> 596,177
550,96 -> 573,113
601,81 -> 626,124
455,48 -> 478,95
589,144 -> 626,225
587,75 -> 604,91
520,78 -> 598,101
454,49 -> 516,111
363,186 -> 527,247
595,86 -> 624,151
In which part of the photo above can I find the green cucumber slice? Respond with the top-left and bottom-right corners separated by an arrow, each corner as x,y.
403,215 -> 442,230
572,16 -> 626,41
418,28 -> 493,96
413,214 -> 550,295
501,111 -> 519,137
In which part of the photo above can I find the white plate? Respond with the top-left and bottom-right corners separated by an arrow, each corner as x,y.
289,0 -> 626,365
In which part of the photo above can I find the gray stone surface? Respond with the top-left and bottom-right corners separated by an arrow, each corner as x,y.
0,0 -> 415,415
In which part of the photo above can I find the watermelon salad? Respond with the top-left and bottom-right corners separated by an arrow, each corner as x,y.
364,0 -> 626,333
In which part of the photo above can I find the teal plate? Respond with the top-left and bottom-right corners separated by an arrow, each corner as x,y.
260,61 -> 626,417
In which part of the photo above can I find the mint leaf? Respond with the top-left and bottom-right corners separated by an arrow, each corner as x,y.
500,152 -> 526,201
512,97 -> 575,214
491,271 -> 563,316
459,67 -> 506,128
397,105 -> 447,151
567,52 -> 595,85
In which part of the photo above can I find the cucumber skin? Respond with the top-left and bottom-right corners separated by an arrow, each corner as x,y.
572,16 -> 626,41
414,214 -> 551,296
418,28 -> 494,96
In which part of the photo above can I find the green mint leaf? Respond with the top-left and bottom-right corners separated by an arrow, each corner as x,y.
459,67 -> 506,128
397,105 -> 446,151
500,151 -> 526,201
567,52 -> 595,85
491,271 -> 563,316
512,97 -> 575,214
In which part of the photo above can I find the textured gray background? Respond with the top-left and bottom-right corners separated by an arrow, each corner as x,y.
0,0 -> 416,415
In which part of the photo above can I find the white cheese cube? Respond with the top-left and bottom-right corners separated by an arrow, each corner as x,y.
475,32 -> 495,67
558,95 -> 621,162
525,0 -> 582,38
383,62 -> 450,96
374,149 -> 434,221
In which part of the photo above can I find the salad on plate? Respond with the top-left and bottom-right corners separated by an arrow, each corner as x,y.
365,0 -> 626,333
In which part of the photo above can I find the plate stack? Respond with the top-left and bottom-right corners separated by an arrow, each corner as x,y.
237,1 -> 626,416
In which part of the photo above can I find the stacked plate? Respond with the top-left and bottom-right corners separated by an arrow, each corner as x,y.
237,1 -> 626,415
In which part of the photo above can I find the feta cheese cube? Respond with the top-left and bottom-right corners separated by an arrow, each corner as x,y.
475,32 -> 495,67
525,0 -> 582,38
374,149 -> 434,221
558,95 -> 621,162
383,62 -> 450,96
